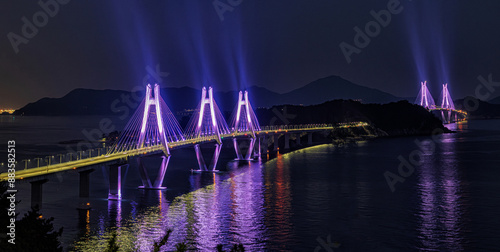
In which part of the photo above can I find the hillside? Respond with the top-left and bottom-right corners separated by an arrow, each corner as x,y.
256,100 -> 449,136
14,75 -> 405,116
488,96 -> 500,104
454,97 -> 500,119
280,75 -> 400,105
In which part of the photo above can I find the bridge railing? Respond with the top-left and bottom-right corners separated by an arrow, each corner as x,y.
0,122 -> 367,173
0,146 -> 114,172
261,124 -> 332,131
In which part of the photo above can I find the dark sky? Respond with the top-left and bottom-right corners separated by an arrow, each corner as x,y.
1,0 -> 500,109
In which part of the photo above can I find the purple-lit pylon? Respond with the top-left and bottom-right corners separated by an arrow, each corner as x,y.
232,91 -> 261,135
138,84 -> 169,154
230,91 -> 261,160
415,81 -> 436,109
136,84 -> 173,189
439,83 -> 455,123
185,86 -> 230,171
195,87 -> 223,142
440,83 -> 455,110
109,83 -> 185,190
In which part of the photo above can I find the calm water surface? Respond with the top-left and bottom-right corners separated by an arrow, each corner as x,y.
1,116 -> 499,251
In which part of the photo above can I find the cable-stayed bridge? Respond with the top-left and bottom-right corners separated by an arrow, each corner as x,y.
415,81 -> 467,123
0,84 -> 368,206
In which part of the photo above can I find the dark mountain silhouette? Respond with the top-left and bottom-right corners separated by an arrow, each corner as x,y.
15,89 -> 131,116
280,75 -> 400,105
256,99 -> 448,135
14,75 -> 405,116
488,96 -> 500,104
454,96 -> 500,119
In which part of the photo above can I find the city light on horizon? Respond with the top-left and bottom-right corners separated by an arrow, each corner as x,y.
0,109 -> 15,114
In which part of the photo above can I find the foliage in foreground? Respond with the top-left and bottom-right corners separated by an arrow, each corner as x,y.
0,182 -> 63,252
104,228 -> 245,252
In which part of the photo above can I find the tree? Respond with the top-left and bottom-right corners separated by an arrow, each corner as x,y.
175,242 -> 188,252
15,205 -> 63,252
217,243 -> 245,252
104,232 -> 119,252
153,229 -> 172,252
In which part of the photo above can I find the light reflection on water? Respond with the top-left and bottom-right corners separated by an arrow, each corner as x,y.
3,118 -> 500,251
416,123 -> 467,251
74,161 -> 268,251
264,152 -> 294,250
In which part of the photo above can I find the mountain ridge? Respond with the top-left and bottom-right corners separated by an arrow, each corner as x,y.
14,75 -> 408,116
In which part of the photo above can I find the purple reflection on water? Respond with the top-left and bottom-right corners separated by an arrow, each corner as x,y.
416,130 -> 466,251
227,162 -> 266,249
120,161 -> 266,251
107,199 -> 122,227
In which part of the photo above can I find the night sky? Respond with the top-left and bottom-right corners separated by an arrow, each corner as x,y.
1,0 -> 499,109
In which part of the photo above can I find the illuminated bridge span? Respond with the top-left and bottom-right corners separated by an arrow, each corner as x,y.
415,81 -> 467,123
0,84 -> 368,206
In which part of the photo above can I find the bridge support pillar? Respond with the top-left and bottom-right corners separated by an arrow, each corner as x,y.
79,169 -> 94,198
261,135 -> 267,153
194,143 -> 222,172
109,164 -> 128,200
153,155 -> 169,188
273,134 -> 279,151
30,179 -> 48,209
308,133 -> 313,145
296,134 -> 301,145
284,134 -> 290,149
233,138 -> 256,160
137,155 -> 170,189
253,137 -> 261,159
233,138 -> 243,160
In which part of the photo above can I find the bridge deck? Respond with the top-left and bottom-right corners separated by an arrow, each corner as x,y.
1,124 -> 370,181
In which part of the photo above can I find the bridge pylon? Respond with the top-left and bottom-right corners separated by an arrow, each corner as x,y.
185,87 -> 230,171
440,83 -> 455,110
439,83 -> 455,123
415,81 -> 436,109
229,91 -> 261,160
108,83 -> 184,190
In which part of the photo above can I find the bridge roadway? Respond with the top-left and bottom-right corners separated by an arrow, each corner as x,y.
0,123 -> 368,181
429,107 -> 467,115
428,107 -> 468,124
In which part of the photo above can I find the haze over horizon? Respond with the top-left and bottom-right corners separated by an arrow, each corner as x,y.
1,1 -> 500,108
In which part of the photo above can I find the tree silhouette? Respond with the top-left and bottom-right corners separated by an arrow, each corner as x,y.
14,205 -> 63,252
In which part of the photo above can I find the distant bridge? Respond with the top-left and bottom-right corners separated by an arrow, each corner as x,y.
0,84 -> 368,207
415,81 -> 467,123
